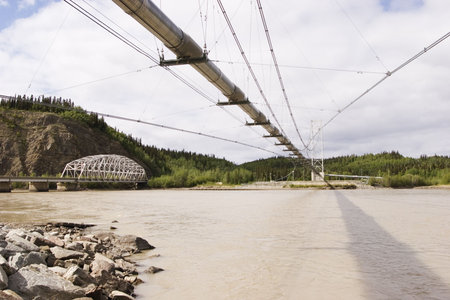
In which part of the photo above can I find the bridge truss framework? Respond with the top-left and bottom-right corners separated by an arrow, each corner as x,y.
61,154 -> 147,182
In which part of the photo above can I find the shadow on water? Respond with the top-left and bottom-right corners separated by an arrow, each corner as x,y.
335,191 -> 450,299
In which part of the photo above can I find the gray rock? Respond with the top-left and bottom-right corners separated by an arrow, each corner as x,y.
48,266 -> 67,277
0,289 -> 24,300
94,253 -> 115,265
81,241 -> 101,253
91,259 -> 114,278
109,290 -> 134,300
45,235 -> 65,247
50,246 -> 84,260
0,264 -> 8,289
114,259 -> 136,274
5,234 -> 39,252
8,264 -> 85,300
8,253 -> 24,273
0,254 -> 7,266
2,243 -> 25,259
79,234 -> 97,243
23,252 -> 46,267
9,252 -> 46,273
5,230 -> 26,240
63,265 -> 96,287
63,234 -> 72,244
29,232 -> 56,247
145,266 -> 164,274
66,242 -> 84,252
96,271 -> 133,296
123,275 -> 138,284
115,235 -> 154,253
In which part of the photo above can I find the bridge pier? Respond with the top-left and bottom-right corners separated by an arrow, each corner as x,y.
0,182 -> 11,192
311,171 -> 325,182
57,182 -> 80,191
29,182 -> 49,192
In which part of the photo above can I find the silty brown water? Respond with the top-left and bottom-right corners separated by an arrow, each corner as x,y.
1,189 -> 449,299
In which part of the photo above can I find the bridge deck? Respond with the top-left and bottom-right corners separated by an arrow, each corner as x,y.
0,177 -> 147,183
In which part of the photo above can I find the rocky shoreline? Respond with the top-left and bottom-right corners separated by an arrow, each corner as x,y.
0,222 -> 161,300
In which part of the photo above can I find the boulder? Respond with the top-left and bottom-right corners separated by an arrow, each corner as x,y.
96,271 -> 133,296
91,259 -> 114,278
2,243 -> 25,259
50,246 -> 84,260
7,253 -> 24,273
65,242 -> 84,252
0,289 -> 23,300
22,252 -> 46,268
114,259 -> 136,274
144,266 -> 164,274
109,290 -> 135,300
48,266 -> 67,277
64,265 -> 96,287
81,241 -> 102,253
29,232 -> 57,247
8,264 -> 85,300
115,235 -> 154,253
5,230 -> 26,240
6,234 -> 39,252
84,285 -> 105,300
0,254 -> 11,275
94,253 -> 115,265
45,236 -> 64,247
123,275 -> 139,285
8,251 -> 45,272
0,264 -> 8,289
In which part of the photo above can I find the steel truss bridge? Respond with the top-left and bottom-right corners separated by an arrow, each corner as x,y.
60,154 -> 147,182
0,155 -> 147,192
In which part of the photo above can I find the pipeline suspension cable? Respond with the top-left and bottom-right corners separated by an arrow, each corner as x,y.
334,0 -> 389,72
46,65 -> 159,94
321,31 -> 450,131
216,0 -> 288,138
212,60 -> 386,75
256,0 -> 309,150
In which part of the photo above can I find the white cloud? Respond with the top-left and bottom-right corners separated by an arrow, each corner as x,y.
0,0 -> 8,7
18,0 -> 35,10
0,0 -> 449,163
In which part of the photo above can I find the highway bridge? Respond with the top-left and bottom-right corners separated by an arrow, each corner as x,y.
0,154 -> 147,192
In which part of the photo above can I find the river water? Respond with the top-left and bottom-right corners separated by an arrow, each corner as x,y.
1,189 -> 450,299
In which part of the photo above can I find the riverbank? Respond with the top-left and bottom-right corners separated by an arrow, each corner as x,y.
193,181 -> 450,190
192,180 -> 367,190
0,222 -> 160,299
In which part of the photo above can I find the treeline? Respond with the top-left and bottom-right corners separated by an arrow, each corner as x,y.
241,157 -> 311,181
147,157 -> 252,188
1,94 -> 75,112
324,151 -> 450,187
239,151 -> 450,187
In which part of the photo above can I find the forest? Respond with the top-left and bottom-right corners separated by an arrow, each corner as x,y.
1,95 -> 449,188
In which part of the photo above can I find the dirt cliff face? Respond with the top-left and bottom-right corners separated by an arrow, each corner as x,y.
0,109 -> 130,176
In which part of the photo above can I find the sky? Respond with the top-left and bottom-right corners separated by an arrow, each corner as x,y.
0,0 -> 449,164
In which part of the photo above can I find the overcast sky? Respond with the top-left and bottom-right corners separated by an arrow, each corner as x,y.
0,0 -> 449,164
